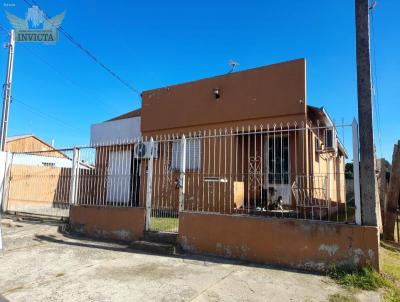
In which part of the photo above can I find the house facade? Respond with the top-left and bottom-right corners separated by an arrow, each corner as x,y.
89,58 -> 347,220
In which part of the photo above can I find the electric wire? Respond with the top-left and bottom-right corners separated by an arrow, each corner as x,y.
18,43 -> 122,114
0,22 -> 123,133
11,96 -> 86,133
0,25 -> 86,135
22,0 -> 141,97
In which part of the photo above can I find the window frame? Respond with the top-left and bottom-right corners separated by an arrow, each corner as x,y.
171,137 -> 201,171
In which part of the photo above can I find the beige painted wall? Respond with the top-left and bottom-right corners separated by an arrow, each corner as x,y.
141,59 -> 307,135
7,164 -> 71,209
70,206 -> 145,241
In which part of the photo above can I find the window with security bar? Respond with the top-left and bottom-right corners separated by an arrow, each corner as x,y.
171,138 -> 201,171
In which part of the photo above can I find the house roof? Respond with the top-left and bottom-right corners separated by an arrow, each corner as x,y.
307,106 -> 348,158
6,134 -> 34,142
307,105 -> 335,127
6,134 -> 54,148
5,134 -> 68,156
106,108 -> 141,122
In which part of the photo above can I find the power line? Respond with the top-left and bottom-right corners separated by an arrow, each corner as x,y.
19,43 -> 123,114
0,57 -> 85,135
22,0 -> 141,97
0,23 -> 9,34
0,22 -> 123,115
12,96 -> 86,133
0,28 -> 87,135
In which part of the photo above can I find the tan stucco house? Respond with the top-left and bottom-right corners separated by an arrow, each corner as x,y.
89,59 -> 347,218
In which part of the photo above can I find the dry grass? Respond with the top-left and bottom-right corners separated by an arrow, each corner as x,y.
329,293 -> 358,302
380,241 -> 400,301
328,240 -> 400,302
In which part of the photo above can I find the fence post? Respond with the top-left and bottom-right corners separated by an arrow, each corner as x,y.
69,147 -> 80,205
179,135 -> 186,212
145,138 -> 154,231
352,119 -> 362,225
0,151 -> 10,251
0,151 -> 11,213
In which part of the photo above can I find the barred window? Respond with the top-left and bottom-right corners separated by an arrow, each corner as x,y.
171,138 -> 201,171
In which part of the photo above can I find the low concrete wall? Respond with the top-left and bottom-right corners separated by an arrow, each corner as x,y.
178,212 -> 379,271
69,206 -> 145,242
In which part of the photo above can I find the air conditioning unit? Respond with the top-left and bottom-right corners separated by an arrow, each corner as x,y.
324,128 -> 338,153
133,142 -> 158,159
315,139 -> 324,153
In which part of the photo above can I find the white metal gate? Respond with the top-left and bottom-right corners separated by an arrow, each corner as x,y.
146,138 -> 181,233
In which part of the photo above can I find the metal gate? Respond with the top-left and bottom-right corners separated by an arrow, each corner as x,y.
5,150 -> 77,218
146,138 -> 181,233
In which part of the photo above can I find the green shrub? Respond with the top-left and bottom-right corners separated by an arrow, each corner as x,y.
328,265 -> 385,291
328,264 -> 400,301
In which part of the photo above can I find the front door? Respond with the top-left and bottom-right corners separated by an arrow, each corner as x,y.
107,150 -> 131,204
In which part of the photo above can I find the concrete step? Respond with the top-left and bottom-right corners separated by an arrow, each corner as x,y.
144,231 -> 178,245
130,240 -> 176,255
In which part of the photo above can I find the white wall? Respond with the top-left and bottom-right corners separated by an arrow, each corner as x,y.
11,153 -> 75,168
90,116 -> 141,146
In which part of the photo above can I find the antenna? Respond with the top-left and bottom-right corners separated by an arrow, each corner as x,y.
369,1 -> 377,10
228,60 -> 239,73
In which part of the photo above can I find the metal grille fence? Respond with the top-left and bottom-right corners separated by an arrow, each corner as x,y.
5,149 -> 75,217
4,120 -> 357,231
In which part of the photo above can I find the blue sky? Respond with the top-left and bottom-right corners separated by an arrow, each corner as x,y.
0,0 -> 398,160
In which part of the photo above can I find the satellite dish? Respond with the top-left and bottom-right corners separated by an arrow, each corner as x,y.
228,60 -> 239,73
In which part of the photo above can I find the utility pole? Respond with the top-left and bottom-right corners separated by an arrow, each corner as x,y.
0,29 -> 15,151
355,0 -> 378,226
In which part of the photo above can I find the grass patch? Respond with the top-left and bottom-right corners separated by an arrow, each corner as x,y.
328,265 -> 385,291
380,241 -> 400,302
150,217 -> 178,232
328,293 -> 358,302
328,241 -> 400,302
381,241 -> 400,281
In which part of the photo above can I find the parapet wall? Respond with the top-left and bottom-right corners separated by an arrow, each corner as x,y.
178,212 -> 379,271
69,206 -> 145,242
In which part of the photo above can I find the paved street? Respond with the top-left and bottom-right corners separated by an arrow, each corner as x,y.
0,217 -> 377,302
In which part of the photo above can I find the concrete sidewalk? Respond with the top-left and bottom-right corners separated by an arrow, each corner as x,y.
0,217 -> 376,302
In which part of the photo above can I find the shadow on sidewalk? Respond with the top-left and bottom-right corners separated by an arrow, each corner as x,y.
33,230 -> 323,277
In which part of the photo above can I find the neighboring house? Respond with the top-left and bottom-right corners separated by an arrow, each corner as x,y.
5,135 -> 90,215
90,109 -> 141,146
6,134 -> 71,168
89,58 -> 347,217
6,134 -> 92,168
6,134 -> 57,153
